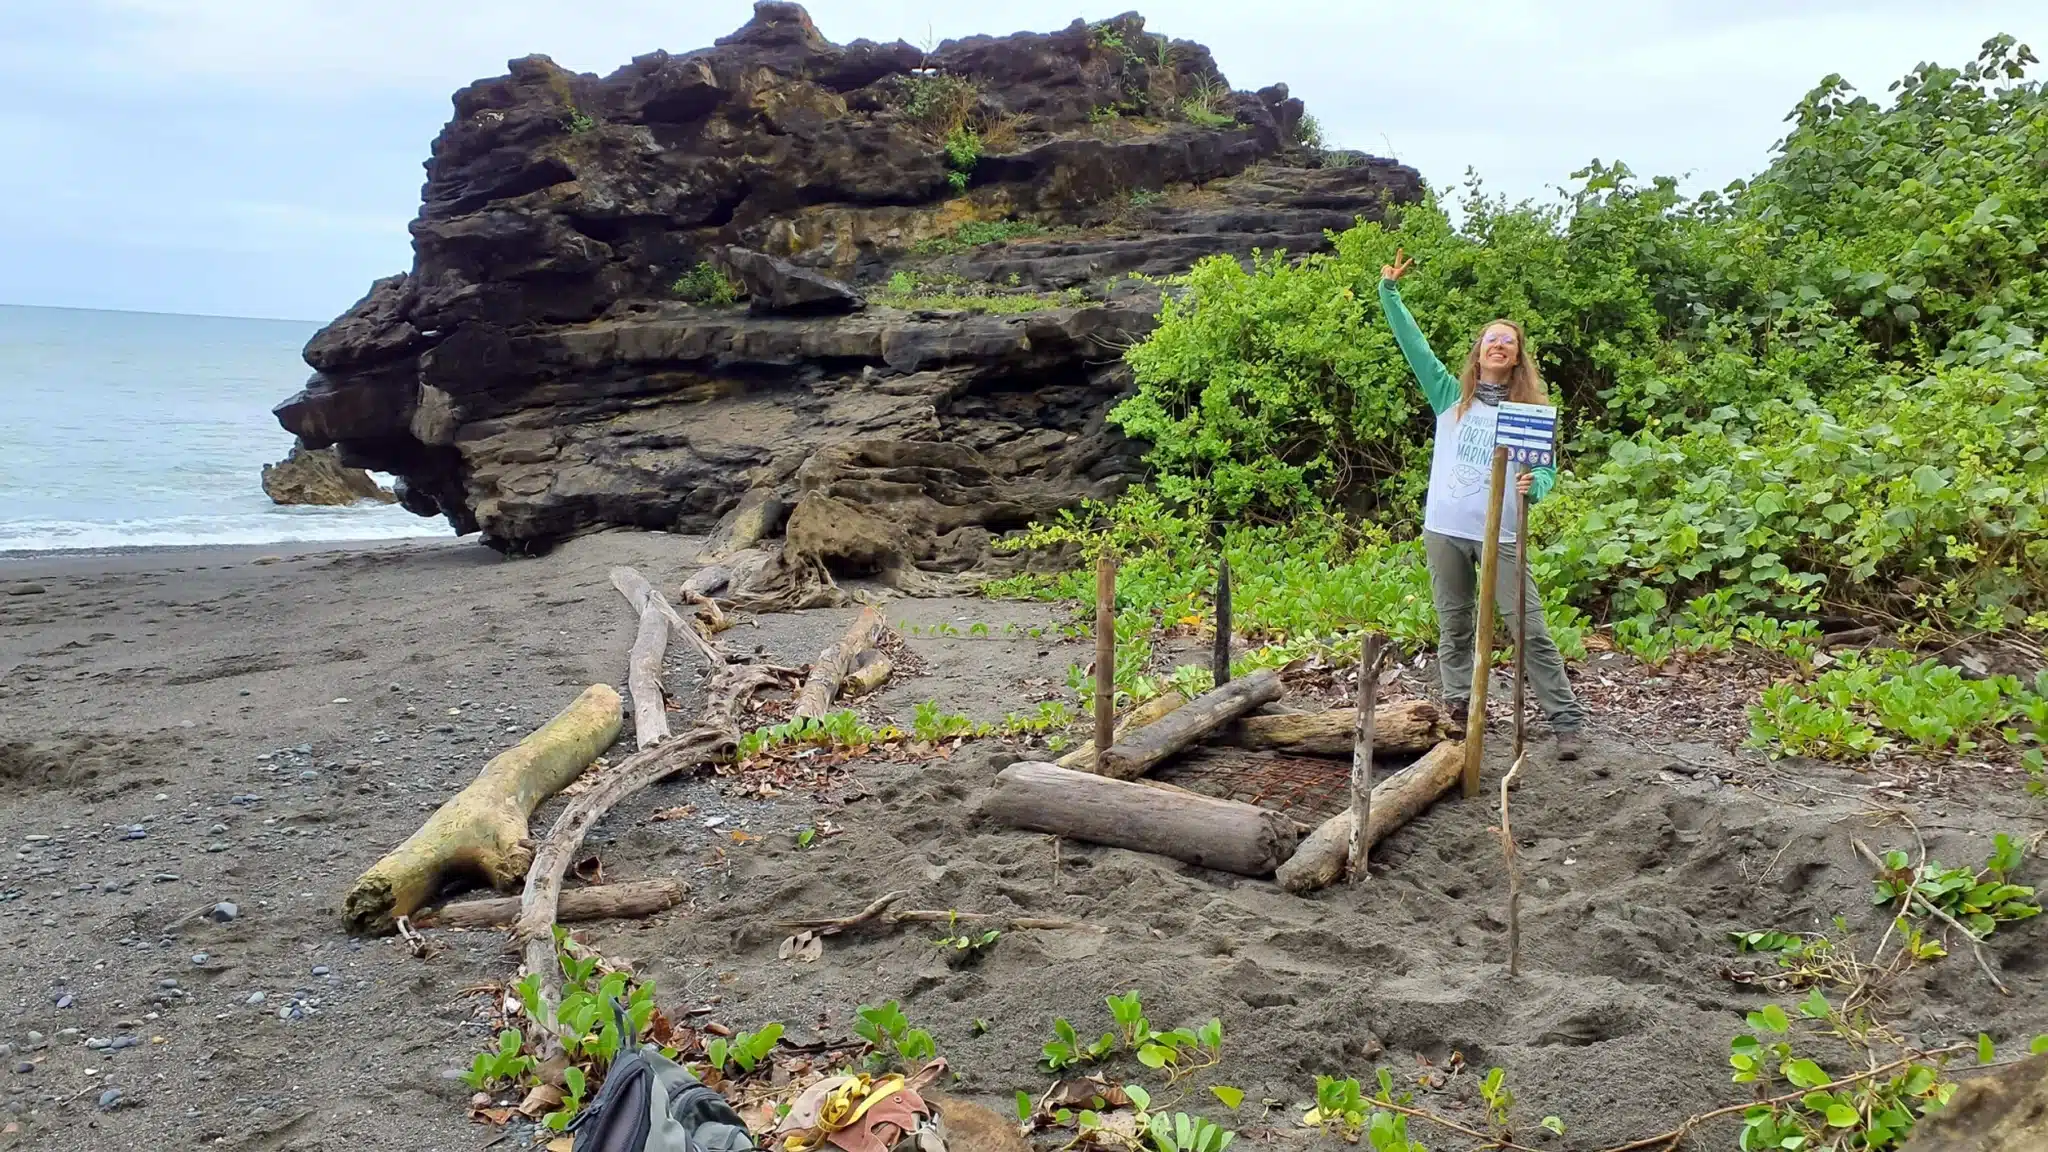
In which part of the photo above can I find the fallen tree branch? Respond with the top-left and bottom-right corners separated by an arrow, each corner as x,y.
341,684 -> 623,936
512,621 -> 795,1052
1852,838 -> 2010,996
419,879 -> 687,930
795,605 -> 883,719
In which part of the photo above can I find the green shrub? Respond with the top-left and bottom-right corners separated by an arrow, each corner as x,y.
943,125 -> 982,194
896,73 -> 979,134
671,261 -> 739,306
914,219 -> 1046,254
1111,36 -> 2048,636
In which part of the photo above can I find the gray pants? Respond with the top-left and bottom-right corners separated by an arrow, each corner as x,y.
1424,531 -> 1586,731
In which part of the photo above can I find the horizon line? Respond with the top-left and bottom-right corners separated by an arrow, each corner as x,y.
0,300 -> 326,325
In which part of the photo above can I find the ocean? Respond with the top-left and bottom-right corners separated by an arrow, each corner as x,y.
0,304 -> 445,553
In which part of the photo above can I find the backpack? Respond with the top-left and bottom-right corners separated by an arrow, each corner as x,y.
568,999 -> 757,1152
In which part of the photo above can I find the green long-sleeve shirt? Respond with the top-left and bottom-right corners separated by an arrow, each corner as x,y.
1378,278 -> 1556,504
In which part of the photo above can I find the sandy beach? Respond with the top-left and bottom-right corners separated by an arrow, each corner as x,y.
4,533 -> 2044,1151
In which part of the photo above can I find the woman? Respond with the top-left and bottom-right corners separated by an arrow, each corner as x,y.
1379,248 -> 1587,759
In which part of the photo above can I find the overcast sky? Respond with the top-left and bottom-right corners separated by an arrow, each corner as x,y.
3,1 -> 2041,321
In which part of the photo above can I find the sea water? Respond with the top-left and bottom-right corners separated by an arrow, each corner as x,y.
0,304 -> 444,553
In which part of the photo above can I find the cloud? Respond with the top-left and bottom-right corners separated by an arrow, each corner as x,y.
6,0 -> 2044,318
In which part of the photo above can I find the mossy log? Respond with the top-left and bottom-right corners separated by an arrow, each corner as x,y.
341,684 -> 623,935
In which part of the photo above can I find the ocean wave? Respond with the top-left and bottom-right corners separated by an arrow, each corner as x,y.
0,507 -> 448,553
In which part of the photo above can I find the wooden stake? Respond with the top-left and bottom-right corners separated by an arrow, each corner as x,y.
1513,491 -> 1529,761
1503,489 -> 1530,974
1501,752 -> 1526,975
1213,558 -> 1233,687
1462,446 -> 1510,799
1347,634 -> 1384,884
1094,554 -> 1117,755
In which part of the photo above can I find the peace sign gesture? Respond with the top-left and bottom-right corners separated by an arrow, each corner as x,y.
1381,247 -> 1414,282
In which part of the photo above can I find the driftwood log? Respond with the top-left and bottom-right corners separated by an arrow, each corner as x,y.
1097,669 -> 1282,781
794,605 -> 883,719
842,647 -> 893,698
984,760 -> 1300,877
1055,691 -> 1187,771
418,878 -> 686,929
615,573 -> 672,749
341,684 -> 623,936
1228,699 -> 1442,758
1276,740 -> 1464,894
614,566 -> 718,668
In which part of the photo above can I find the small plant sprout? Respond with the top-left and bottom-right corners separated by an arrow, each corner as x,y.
853,1001 -> 938,1071
933,911 -> 1001,956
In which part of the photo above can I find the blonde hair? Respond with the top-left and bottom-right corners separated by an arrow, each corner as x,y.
1453,318 -> 1547,420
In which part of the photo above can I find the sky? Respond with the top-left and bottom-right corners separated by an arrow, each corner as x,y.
2,1 -> 2042,322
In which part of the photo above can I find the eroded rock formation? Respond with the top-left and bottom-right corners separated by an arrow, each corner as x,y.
276,2 -> 1422,565
260,444 -> 397,506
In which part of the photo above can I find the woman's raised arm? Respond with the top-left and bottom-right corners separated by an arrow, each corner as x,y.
1377,249 -> 1461,415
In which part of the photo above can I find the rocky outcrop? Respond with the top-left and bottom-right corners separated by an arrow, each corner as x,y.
275,2 -> 1422,563
260,444 -> 397,506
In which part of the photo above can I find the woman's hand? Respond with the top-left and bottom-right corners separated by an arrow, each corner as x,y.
1515,470 -> 1534,496
1381,247 -> 1413,282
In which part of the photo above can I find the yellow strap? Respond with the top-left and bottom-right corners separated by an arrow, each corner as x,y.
783,1075 -> 908,1152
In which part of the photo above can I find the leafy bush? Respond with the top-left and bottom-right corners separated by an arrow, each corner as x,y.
896,72 -> 979,134
1747,652 -> 2046,759
943,125 -> 982,192
1107,36 -> 2048,645
672,261 -> 739,306
914,218 -> 1047,254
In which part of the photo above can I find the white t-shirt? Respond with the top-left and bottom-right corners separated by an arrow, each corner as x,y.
1423,401 -> 1522,543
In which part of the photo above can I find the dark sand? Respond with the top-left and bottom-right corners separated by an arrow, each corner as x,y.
2,533 -> 2042,1151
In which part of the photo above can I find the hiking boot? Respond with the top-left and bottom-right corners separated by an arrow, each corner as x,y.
1553,729 -> 1585,762
1443,699 -> 1470,738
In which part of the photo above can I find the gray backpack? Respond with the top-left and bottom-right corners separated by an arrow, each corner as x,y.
568,999 -> 756,1152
